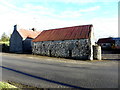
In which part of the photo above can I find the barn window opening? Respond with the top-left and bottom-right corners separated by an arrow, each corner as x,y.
69,50 -> 72,57
76,41 -> 79,47
49,50 -> 52,57
43,44 -> 45,47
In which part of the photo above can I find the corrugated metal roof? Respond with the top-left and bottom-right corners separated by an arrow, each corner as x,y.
97,38 -> 115,43
32,24 -> 93,42
112,37 -> 120,40
18,29 -> 41,39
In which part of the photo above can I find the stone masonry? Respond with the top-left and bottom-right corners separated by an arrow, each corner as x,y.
32,39 -> 92,60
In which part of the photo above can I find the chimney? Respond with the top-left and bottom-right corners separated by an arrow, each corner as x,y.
14,24 -> 17,31
32,28 -> 36,31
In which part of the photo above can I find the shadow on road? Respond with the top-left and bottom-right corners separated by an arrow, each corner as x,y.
102,49 -> 120,54
102,50 -> 120,61
1,66 -> 91,90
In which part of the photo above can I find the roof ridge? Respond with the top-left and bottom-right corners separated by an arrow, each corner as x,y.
43,24 -> 93,31
18,29 -> 41,39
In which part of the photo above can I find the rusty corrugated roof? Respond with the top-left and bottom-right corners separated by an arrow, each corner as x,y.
18,29 -> 41,39
32,24 -> 93,42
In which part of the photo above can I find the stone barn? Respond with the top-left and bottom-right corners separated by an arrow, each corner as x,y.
10,25 -> 41,53
32,24 -> 95,60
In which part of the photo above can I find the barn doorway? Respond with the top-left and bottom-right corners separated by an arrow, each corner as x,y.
49,50 -> 52,57
69,50 -> 72,57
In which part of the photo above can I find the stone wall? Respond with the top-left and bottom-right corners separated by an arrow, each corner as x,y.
9,30 -> 23,53
23,38 -> 32,53
32,39 -> 93,60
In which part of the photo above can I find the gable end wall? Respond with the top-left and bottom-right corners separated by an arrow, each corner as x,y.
10,30 -> 23,53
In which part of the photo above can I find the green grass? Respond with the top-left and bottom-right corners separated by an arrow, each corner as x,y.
0,81 -> 18,89
0,41 -> 9,46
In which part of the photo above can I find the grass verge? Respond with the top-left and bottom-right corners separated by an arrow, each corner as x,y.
7,81 -> 43,89
0,41 -> 9,46
0,81 -> 18,89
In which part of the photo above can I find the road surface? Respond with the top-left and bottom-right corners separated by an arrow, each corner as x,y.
0,53 -> 119,88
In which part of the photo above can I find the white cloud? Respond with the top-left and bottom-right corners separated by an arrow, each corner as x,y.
59,0 -> 118,3
0,9 -> 118,40
53,6 -> 100,19
21,0 -> 119,3
0,0 -> 118,40
0,0 -> 25,13
80,6 -> 100,12
0,0 -> 17,9
22,4 -> 55,16
57,11 -> 82,18
1,0 -> 118,7
24,4 -> 49,10
0,0 -> 54,16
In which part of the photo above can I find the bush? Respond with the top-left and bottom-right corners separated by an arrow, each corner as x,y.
0,44 -> 9,52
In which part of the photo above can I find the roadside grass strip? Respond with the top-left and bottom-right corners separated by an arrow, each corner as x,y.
0,41 -> 9,46
0,81 -> 18,89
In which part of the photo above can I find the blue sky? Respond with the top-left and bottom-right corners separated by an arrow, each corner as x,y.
0,0 -> 118,40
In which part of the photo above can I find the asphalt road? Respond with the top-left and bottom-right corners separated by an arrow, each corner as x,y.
0,53 -> 119,89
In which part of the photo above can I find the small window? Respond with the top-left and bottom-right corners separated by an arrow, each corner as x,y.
49,50 -> 52,57
69,50 -> 72,57
76,41 -> 79,47
43,44 -> 45,47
